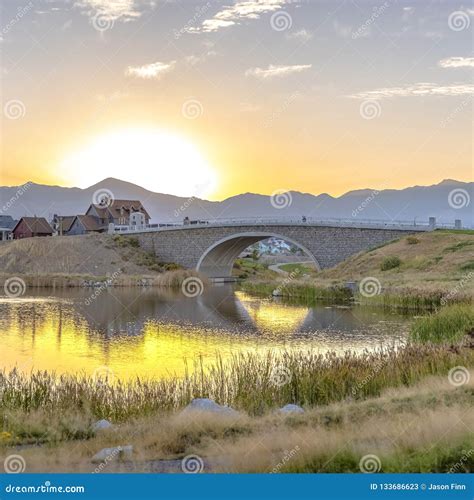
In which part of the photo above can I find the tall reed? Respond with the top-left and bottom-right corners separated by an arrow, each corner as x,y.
1,344 -> 472,421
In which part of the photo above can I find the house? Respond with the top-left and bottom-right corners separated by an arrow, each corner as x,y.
0,215 -> 17,241
12,217 -> 53,239
85,199 -> 150,231
67,215 -> 103,236
52,215 -> 76,236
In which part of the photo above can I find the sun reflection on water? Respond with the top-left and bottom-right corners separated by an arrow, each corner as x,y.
0,288 -> 409,381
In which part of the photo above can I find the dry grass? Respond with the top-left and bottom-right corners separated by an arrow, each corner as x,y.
319,231 -> 474,291
242,231 -> 474,304
0,234 -> 179,279
2,372 -> 472,473
154,269 -> 208,288
1,342 -> 472,422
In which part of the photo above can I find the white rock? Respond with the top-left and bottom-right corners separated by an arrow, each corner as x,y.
279,404 -> 304,414
272,289 -> 282,297
91,445 -> 133,463
92,419 -> 113,431
181,398 -> 240,417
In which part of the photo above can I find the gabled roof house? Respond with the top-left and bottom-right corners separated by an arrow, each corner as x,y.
12,217 -> 53,239
85,199 -> 150,230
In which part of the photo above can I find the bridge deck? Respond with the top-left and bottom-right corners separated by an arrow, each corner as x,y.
112,216 -> 454,235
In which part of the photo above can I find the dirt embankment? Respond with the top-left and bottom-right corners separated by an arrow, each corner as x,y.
0,234 -> 189,287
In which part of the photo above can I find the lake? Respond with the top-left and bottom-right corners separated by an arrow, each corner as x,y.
0,285 -> 410,381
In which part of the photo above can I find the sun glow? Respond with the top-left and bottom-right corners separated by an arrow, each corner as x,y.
59,128 -> 218,197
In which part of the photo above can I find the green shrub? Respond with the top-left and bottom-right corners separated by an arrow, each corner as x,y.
380,256 -> 401,271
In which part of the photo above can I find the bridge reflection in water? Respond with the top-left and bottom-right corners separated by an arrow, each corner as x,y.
0,286 -> 409,381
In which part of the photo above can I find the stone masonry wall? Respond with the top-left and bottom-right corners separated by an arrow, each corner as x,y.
134,225 -> 416,273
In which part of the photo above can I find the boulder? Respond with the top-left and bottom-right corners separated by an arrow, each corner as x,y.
279,404 -> 304,414
92,419 -> 113,432
181,398 -> 240,417
91,445 -> 133,463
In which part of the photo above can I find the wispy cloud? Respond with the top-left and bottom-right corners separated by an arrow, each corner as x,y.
286,29 -> 313,42
349,82 -> 474,99
125,61 -> 176,79
185,50 -> 217,66
438,57 -> 474,69
245,64 -> 311,79
191,0 -> 287,33
75,0 -> 142,22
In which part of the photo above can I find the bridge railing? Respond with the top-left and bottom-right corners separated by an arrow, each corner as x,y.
110,216 -> 461,234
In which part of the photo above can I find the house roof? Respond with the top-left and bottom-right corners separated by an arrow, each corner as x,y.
57,216 -> 75,233
75,215 -> 101,231
90,199 -> 150,220
13,217 -> 52,234
0,215 -> 17,229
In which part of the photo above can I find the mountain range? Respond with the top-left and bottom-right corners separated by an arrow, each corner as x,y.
0,178 -> 472,227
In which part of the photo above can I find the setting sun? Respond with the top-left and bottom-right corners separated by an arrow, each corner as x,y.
58,128 -> 218,197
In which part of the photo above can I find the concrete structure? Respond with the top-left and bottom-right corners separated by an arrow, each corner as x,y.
133,219 -> 425,278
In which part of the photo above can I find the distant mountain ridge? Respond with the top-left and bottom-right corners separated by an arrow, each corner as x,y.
0,178 -> 472,227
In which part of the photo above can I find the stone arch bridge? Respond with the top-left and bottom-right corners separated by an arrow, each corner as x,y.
130,218 -> 428,278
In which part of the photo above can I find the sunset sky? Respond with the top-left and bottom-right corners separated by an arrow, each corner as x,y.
1,0 -> 472,200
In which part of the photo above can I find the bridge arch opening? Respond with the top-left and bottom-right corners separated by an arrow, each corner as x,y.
196,232 -> 321,278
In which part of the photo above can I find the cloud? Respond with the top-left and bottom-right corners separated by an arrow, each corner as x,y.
438,57 -> 474,69
191,0 -> 287,33
125,61 -> 176,79
74,0 -> 142,22
185,50 -> 217,66
286,29 -> 313,42
349,82 -> 474,99
245,64 -> 312,79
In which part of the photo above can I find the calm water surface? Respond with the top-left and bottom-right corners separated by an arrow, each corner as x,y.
0,285 -> 410,380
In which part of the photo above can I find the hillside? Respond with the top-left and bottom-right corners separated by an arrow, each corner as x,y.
244,230 -> 474,298
0,234 -> 167,279
1,177 -> 472,226
320,230 -> 473,284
